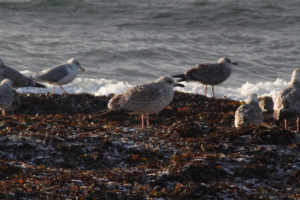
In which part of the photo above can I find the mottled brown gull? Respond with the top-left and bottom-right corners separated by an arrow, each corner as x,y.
33,58 -> 85,94
234,93 -> 263,128
99,76 -> 184,128
0,58 -> 45,88
173,57 -> 237,98
274,68 -> 300,132
258,96 -> 274,122
0,79 -> 20,115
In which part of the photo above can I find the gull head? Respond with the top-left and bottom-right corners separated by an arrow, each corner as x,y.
218,57 -> 238,66
155,76 -> 185,88
290,68 -> 300,85
246,93 -> 258,104
1,79 -> 13,88
67,58 -> 85,72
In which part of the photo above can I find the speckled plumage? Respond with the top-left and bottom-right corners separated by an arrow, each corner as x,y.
0,58 -> 45,88
109,76 -> 178,114
234,94 -> 263,128
274,68 -> 300,124
258,96 -> 274,121
104,76 -> 184,128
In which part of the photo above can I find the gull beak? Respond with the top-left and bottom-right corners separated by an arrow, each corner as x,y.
231,62 -> 238,65
175,83 -> 185,87
80,66 -> 85,72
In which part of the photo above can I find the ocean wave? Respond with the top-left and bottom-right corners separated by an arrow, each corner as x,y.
17,74 -> 289,101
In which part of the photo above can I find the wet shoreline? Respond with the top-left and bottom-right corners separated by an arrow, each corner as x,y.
0,92 -> 299,199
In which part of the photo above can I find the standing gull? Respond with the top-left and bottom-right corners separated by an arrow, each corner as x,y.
258,96 -> 274,122
0,79 -> 20,115
99,76 -> 184,128
234,93 -> 263,128
0,58 -> 45,88
33,58 -> 85,94
274,68 -> 300,132
173,57 -> 237,98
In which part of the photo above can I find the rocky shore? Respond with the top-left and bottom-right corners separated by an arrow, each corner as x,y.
0,92 -> 299,199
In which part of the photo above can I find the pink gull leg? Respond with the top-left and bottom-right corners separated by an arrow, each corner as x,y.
141,114 -> 145,128
297,117 -> 299,133
146,114 -> 150,128
284,119 -> 287,130
60,86 -> 69,94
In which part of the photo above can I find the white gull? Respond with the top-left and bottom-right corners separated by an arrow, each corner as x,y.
33,58 -> 85,94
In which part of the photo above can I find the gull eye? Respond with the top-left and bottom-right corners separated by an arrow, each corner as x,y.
167,79 -> 173,84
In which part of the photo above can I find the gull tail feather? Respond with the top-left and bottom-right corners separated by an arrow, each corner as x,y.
97,108 -> 111,116
32,81 -> 46,88
172,74 -> 186,82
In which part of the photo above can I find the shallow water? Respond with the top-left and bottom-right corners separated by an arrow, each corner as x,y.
0,0 -> 299,99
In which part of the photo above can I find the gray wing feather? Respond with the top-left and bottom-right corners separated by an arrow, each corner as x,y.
186,63 -> 231,85
0,65 -> 31,87
34,64 -> 69,83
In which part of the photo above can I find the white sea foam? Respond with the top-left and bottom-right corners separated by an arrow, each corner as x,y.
177,78 -> 289,101
18,70 -> 288,101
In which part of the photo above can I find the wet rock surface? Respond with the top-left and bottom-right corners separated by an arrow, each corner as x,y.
0,92 -> 299,199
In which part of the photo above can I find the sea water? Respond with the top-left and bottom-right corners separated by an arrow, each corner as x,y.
1,0 -> 299,100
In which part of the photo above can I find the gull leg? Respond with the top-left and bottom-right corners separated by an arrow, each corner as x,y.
52,85 -> 56,94
204,85 -> 207,97
211,86 -> 215,98
146,114 -> 150,128
60,86 -> 69,94
284,119 -> 287,130
141,114 -> 145,128
297,117 -> 299,133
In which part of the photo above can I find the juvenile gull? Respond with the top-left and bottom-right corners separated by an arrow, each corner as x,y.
173,57 -> 237,98
0,58 -> 45,88
0,79 -> 20,115
274,68 -> 300,132
33,58 -> 85,94
99,76 -> 184,128
258,96 -> 274,122
234,93 -> 263,128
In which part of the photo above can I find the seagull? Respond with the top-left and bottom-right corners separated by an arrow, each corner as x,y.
33,58 -> 85,94
99,76 -> 184,128
234,93 -> 263,128
173,57 -> 237,98
274,68 -> 300,132
0,58 -> 45,88
0,79 -> 20,115
3,90 -> 21,114
258,96 -> 274,122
